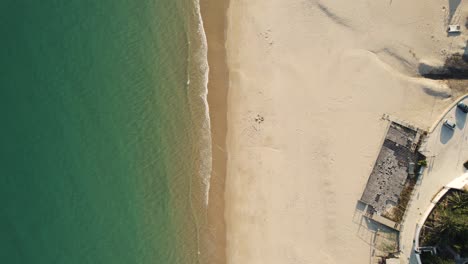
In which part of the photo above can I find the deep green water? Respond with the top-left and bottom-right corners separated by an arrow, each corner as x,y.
0,1 -> 208,263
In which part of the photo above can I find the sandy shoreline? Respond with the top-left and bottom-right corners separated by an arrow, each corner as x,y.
202,0 -> 468,263
199,0 -> 229,263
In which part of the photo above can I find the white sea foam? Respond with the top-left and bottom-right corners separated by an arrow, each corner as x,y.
188,0 -> 212,208
185,1 -> 212,260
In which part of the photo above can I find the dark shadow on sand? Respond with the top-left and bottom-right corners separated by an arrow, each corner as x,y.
440,125 -> 455,144
447,31 -> 461,37
420,53 -> 468,80
448,0 -> 461,24
464,40 -> 468,59
455,107 -> 467,129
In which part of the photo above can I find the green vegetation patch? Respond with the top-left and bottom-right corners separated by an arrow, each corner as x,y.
420,190 -> 468,263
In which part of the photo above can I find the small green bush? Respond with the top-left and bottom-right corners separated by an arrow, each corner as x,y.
418,160 -> 427,166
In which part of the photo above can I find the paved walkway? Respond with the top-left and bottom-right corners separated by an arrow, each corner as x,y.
399,95 -> 468,264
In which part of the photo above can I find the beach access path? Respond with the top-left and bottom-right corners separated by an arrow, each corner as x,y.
399,95 -> 468,264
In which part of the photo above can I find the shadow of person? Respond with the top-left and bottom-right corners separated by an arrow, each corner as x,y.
455,107 -> 467,129
440,125 -> 455,144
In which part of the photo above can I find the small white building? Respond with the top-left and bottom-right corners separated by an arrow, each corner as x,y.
448,25 -> 461,33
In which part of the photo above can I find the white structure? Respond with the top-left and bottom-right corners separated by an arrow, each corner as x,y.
448,25 -> 461,33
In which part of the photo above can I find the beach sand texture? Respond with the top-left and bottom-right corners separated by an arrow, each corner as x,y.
200,0 -> 229,263
204,0 -> 468,263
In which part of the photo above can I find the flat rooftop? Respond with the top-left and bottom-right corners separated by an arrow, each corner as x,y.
361,122 -> 422,215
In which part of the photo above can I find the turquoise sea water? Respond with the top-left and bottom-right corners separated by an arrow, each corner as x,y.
0,1 -> 209,263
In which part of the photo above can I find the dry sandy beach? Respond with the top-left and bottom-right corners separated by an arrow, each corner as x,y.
202,0 -> 468,263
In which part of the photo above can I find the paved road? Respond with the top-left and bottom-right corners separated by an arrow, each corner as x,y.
399,96 -> 468,263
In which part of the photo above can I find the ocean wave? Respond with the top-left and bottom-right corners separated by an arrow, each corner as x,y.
187,0 -> 212,208
185,0 -> 212,261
